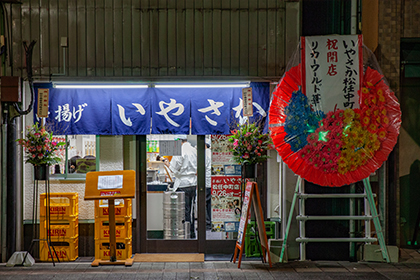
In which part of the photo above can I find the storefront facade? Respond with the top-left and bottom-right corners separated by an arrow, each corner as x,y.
0,1 -> 300,261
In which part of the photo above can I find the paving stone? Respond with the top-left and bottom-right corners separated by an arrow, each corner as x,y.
162,271 -> 177,280
135,273 -> 150,280
175,272 -> 189,279
3,259 -> 420,279
203,271 -> 219,280
380,272 -> 420,280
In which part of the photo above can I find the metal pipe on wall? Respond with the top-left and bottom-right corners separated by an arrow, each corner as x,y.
1,105 -> 7,262
349,0 -> 358,261
5,104 -> 16,260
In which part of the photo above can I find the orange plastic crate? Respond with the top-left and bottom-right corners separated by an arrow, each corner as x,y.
40,238 -> 78,262
94,217 -> 132,240
40,193 -> 78,218
95,198 -> 132,219
39,216 -> 79,240
95,240 -> 132,260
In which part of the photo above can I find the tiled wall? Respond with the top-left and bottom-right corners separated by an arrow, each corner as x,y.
378,0 -> 420,247
377,0 -> 402,96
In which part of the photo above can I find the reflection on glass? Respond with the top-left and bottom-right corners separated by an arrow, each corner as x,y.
146,135 -> 198,240
145,134 -> 240,241
50,135 -> 96,176
206,135 -> 240,241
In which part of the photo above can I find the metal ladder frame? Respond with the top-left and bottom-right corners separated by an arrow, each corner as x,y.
279,176 -> 390,263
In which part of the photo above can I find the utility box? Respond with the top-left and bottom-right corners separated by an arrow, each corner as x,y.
1,76 -> 21,102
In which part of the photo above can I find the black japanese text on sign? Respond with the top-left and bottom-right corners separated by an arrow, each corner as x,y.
242,87 -> 253,117
302,35 -> 363,113
37,88 -> 49,118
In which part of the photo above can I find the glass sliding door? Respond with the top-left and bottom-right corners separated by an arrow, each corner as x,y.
138,135 -> 202,253
137,135 -> 236,254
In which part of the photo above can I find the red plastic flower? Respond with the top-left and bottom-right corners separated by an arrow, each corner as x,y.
378,128 -> 387,141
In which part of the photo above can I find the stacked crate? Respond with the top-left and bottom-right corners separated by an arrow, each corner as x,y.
245,221 -> 276,258
39,193 -> 79,261
94,199 -> 132,260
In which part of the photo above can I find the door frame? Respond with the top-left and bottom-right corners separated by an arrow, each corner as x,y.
135,135 -> 206,253
134,135 -> 237,254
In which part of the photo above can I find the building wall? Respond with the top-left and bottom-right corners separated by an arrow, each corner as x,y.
377,0 -> 420,247
6,1 -> 300,257
5,0 -> 298,80
9,0 -> 299,220
23,135 -> 123,221
377,0 -> 402,93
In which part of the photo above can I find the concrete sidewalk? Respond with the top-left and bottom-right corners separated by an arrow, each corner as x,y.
0,249 -> 419,279
1,260 -> 420,279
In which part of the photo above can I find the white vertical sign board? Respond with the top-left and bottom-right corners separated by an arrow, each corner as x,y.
37,88 -> 49,118
301,35 -> 363,113
159,140 -> 182,156
242,87 -> 253,117
97,175 -> 123,190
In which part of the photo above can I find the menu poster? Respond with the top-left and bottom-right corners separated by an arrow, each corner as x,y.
236,182 -> 253,244
224,221 -> 240,232
212,152 -> 232,165
98,175 -> 123,190
211,135 -> 232,154
211,135 -> 234,165
233,181 -> 272,268
159,140 -> 182,156
224,164 -> 241,175
211,175 -> 242,232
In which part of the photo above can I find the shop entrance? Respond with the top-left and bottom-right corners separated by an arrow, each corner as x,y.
136,135 -> 237,254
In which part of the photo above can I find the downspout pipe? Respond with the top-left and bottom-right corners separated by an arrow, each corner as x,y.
4,105 -> 16,260
349,0 -> 358,262
4,40 -> 36,260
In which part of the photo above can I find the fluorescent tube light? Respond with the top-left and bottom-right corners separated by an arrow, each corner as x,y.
53,82 -> 250,89
53,84 -> 149,89
154,83 -> 250,88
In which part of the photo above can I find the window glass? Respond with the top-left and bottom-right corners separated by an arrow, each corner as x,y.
207,135 -> 241,240
50,135 -> 97,177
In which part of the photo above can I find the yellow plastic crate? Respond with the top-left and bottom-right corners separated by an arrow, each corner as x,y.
94,237 -> 132,245
40,193 -> 78,218
95,198 -> 132,219
40,238 -> 78,262
94,217 -> 132,240
39,216 -> 79,240
95,239 -> 132,260
96,223 -> 131,240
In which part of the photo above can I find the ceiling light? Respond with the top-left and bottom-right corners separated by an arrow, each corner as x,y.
154,83 -> 250,88
53,84 -> 149,89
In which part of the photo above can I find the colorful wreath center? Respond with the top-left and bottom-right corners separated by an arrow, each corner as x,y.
269,66 -> 401,187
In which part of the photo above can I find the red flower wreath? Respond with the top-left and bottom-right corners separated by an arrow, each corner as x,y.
269,65 -> 401,187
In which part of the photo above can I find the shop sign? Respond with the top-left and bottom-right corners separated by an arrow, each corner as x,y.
37,88 -> 49,118
301,35 -> 363,112
34,83 -> 270,135
242,87 -> 253,116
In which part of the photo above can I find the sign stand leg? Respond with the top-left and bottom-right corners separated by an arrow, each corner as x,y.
280,176 -> 301,263
85,170 -> 135,267
108,199 -> 117,262
363,178 -> 390,263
